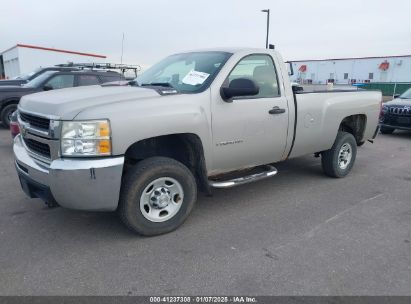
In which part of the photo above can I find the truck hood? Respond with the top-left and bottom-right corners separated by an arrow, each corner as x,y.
19,85 -> 162,120
0,80 -> 26,86
385,98 -> 411,107
0,85 -> 34,92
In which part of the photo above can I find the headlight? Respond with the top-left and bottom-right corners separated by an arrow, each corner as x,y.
61,120 -> 111,156
382,105 -> 388,114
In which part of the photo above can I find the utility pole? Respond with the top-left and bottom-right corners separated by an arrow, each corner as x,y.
261,9 -> 270,49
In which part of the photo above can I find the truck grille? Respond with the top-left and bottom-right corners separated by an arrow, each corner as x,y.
388,106 -> 411,116
24,139 -> 51,158
20,112 -> 50,130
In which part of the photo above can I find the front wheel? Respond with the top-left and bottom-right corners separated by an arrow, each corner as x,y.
321,131 -> 357,178
1,103 -> 17,128
118,157 -> 197,236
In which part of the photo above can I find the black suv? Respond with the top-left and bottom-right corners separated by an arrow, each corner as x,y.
0,67 -> 80,87
0,70 -> 125,127
380,88 -> 411,134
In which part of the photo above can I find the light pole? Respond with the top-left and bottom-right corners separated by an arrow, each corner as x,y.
261,9 -> 270,49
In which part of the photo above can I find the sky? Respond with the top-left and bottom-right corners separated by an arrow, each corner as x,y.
1,0 -> 410,69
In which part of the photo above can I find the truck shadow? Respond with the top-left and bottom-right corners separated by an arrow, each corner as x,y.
14,155 -> 325,240
194,155 -> 325,212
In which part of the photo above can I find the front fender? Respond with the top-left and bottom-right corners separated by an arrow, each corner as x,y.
75,92 -> 213,170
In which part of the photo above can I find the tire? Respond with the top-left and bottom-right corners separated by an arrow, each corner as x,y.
118,156 -> 197,236
380,126 -> 395,134
1,103 -> 17,128
321,131 -> 357,178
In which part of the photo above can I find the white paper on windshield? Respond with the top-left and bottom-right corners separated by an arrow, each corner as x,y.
182,70 -> 210,85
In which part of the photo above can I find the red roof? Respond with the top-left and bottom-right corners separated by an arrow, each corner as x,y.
2,44 -> 106,58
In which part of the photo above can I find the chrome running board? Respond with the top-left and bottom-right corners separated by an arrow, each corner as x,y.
208,165 -> 278,188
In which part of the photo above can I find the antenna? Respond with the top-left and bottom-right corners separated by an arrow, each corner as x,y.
120,32 -> 125,65
120,32 -> 125,81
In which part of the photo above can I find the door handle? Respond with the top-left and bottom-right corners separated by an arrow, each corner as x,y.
268,106 -> 286,114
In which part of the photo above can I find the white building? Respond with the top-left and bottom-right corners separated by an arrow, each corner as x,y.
0,44 -> 107,79
289,55 -> 411,85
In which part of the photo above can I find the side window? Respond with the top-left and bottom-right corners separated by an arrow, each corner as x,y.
228,54 -> 280,98
45,74 -> 75,89
77,75 -> 100,86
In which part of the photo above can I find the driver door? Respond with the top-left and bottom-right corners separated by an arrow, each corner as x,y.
211,54 -> 289,172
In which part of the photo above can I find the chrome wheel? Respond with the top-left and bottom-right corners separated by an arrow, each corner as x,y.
338,143 -> 352,170
140,177 -> 184,223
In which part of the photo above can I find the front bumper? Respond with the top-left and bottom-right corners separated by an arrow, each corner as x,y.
379,123 -> 411,131
379,112 -> 411,131
14,135 -> 124,211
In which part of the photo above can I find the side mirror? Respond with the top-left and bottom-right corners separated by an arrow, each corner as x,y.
43,84 -> 53,91
292,84 -> 304,93
220,78 -> 259,101
393,94 -> 401,99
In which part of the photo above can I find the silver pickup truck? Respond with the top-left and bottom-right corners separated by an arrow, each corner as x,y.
14,48 -> 381,235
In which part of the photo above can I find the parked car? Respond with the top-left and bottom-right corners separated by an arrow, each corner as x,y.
380,88 -> 411,133
14,48 -> 381,236
0,67 -> 79,87
0,70 -> 125,127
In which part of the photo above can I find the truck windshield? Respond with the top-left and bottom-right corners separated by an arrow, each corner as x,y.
400,88 -> 411,99
23,71 -> 57,88
134,51 -> 232,93
19,67 -> 42,80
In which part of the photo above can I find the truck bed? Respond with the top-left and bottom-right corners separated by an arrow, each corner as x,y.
288,90 -> 381,158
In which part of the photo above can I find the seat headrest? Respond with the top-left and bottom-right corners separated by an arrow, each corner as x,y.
253,65 -> 275,83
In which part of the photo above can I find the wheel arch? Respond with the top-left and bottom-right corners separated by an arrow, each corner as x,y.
339,114 -> 367,145
0,97 -> 20,112
123,133 -> 211,194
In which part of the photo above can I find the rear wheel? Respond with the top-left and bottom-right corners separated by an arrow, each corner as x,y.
321,131 -> 357,178
118,157 -> 197,236
380,126 -> 395,134
1,103 -> 17,128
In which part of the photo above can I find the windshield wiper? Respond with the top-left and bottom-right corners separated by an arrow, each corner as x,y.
140,82 -> 174,88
